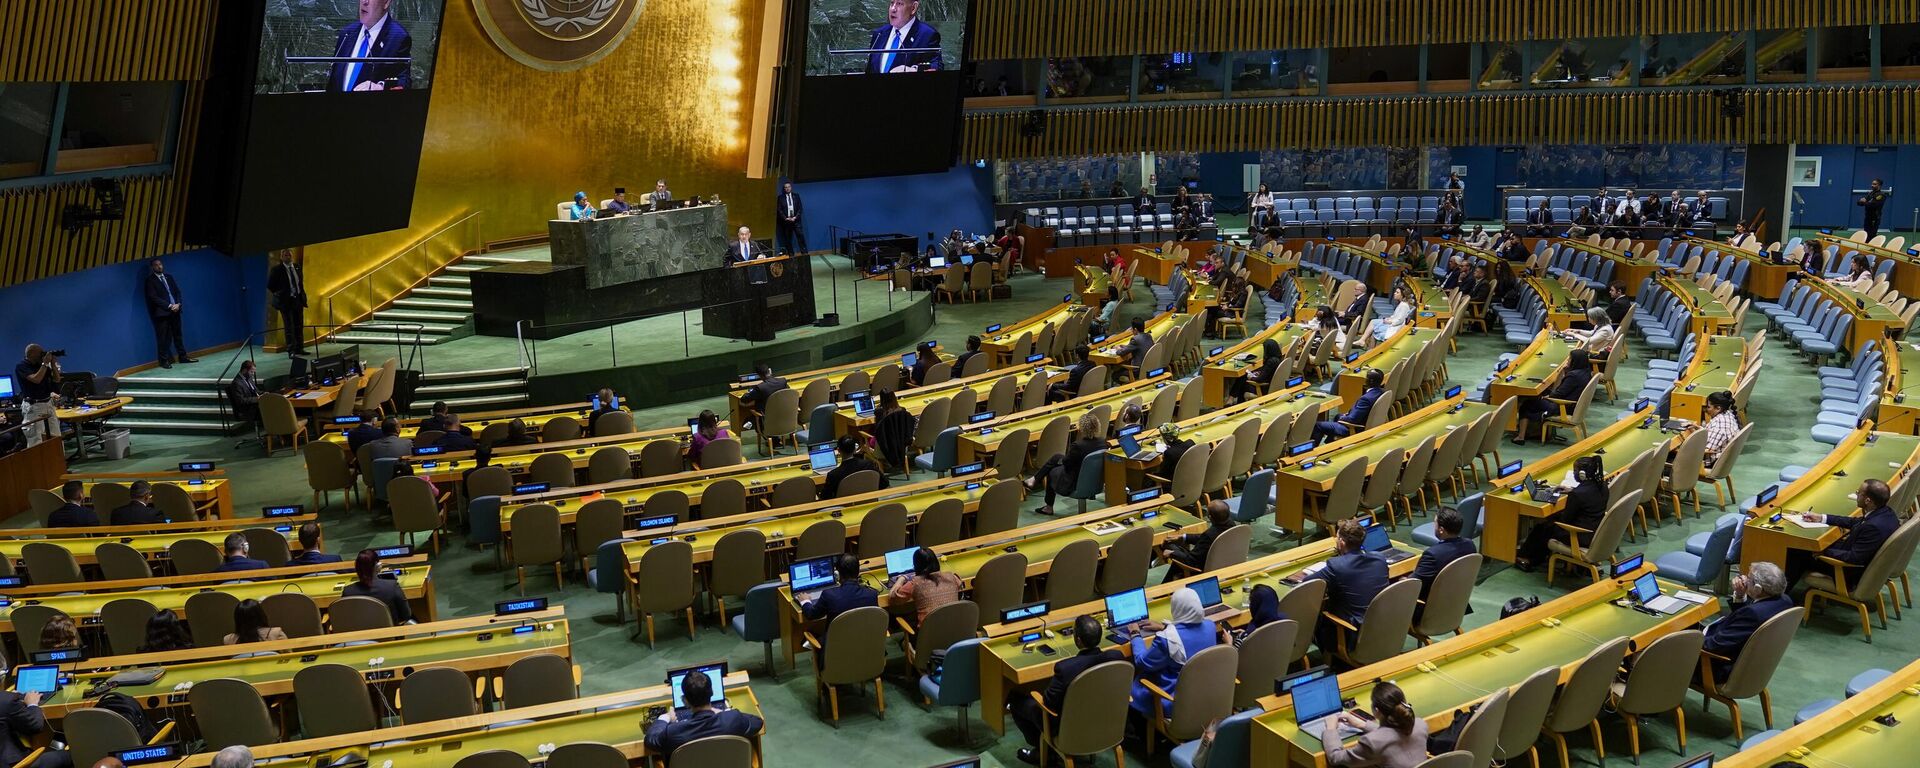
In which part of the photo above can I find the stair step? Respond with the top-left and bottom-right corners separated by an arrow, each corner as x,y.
331,334 -> 447,346
117,388 -> 224,401
374,309 -> 471,323
121,376 -> 228,386
122,403 -> 227,416
394,297 -> 472,310
421,366 -> 527,382
102,419 -> 236,432
412,286 -> 472,299
429,274 -> 471,286
445,264 -> 486,273
433,393 -> 531,409
464,254 -> 536,266
414,379 -> 526,396
349,324 -> 458,337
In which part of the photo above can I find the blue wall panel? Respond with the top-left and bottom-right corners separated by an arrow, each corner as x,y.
0,249 -> 267,377
795,162 -> 995,260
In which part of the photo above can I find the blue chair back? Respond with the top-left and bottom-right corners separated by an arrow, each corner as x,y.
468,495 -> 503,546
1233,469 -> 1274,524
370,457 -> 399,503
929,426 -> 960,474
1179,708 -> 1258,768
739,581 -> 785,643
932,638 -> 985,707
804,403 -> 836,444
1456,493 -> 1485,539
1695,518 -> 1737,582
588,537 -> 632,595
1066,450 -> 1109,500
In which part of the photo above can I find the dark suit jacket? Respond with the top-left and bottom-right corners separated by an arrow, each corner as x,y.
1527,208 -> 1550,226
644,708 -> 765,756
1061,362 -> 1095,393
742,378 -> 789,413
346,424 -> 384,454
822,455 -> 889,499
804,582 -> 878,622
1702,593 -> 1795,678
1338,387 -> 1385,426
289,550 -> 345,566
144,272 -> 183,318
1058,437 -> 1106,490
1606,296 -> 1632,325
953,350 -> 982,373
1313,551 -> 1389,625
1175,522 -> 1232,564
47,503 -> 98,527
778,191 -> 804,222
1822,506 -> 1900,566
343,577 -> 413,623
267,262 -> 307,309
330,16 -> 412,91
865,18 -> 942,73
1556,482 -> 1609,534
728,239 -> 767,264
1124,331 -> 1154,364
1043,648 -> 1126,712
214,556 -> 270,572
0,691 -> 50,767
1159,437 -> 1195,478
110,502 -> 167,527
1545,367 -> 1593,402
435,432 -> 480,452
1413,536 -> 1477,600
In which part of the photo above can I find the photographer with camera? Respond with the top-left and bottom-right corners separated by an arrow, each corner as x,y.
13,345 -> 62,447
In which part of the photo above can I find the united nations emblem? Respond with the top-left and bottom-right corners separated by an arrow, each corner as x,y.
770,260 -> 786,278
474,0 -> 647,71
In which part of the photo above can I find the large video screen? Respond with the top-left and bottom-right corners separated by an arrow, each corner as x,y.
785,0 -> 971,182
255,0 -> 446,94
803,0 -> 966,76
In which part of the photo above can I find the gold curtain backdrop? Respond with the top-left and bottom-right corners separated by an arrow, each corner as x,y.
968,0 -> 1920,59
964,86 -> 1920,159
301,0 -> 776,327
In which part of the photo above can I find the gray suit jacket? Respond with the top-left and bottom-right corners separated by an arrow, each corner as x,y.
1322,717 -> 1431,768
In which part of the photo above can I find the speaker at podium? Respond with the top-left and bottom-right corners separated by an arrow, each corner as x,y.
702,242 -> 817,341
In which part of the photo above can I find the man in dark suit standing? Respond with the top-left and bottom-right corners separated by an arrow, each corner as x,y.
1412,508 -> 1476,618
865,0 -> 941,73
1009,615 -> 1125,765
329,0 -> 412,92
1699,562 -> 1793,681
0,673 -> 69,768
1790,478 -> 1900,585
1306,519 -> 1389,663
643,671 -> 764,759
267,251 -> 308,355
1859,178 -> 1890,239
144,259 -> 193,368
776,181 -> 807,257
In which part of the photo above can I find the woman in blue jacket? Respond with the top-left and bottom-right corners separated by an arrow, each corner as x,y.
1128,587 -> 1224,718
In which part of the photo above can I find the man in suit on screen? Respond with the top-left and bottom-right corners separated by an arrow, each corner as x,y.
329,0 -> 412,92
865,0 -> 941,73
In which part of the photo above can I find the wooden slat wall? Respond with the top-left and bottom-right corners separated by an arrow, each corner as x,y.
969,0 -> 1920,60
964,86 -> 1920,159
0,0 -> 217,290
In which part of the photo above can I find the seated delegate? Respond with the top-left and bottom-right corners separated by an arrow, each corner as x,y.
1515,455 -> 1607,572
1126,587 -> 1223,723
1306,519 -> 1389,662
1007,615 -> 1124,765
1312,368 -> 1386,444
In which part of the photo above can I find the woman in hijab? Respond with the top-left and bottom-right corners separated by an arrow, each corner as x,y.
1128,587 -> 1224,719
1231,584 -> 1287,647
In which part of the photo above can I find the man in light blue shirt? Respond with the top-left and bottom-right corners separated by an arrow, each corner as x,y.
569,191 -> 595,221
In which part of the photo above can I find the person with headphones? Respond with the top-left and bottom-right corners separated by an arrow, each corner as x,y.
1516,455 -> 1609,571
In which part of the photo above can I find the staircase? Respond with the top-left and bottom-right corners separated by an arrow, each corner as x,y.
406,366 -> 531,415
108,376 -> 235,434
329,250 -> 547,346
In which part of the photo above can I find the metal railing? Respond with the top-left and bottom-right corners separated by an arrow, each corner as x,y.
320,210 -> 486,340
208,324 -> 428,431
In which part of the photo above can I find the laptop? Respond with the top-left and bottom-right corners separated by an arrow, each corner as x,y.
1359,519 -> 1413,564
807,443 -> 838,474
1188,576 -> 1236,618
884,547 -> 918,579
851,394 -> 876,418
925,759 -> 983,768
1290,674 -> 1363,738
789,556 -> 838,605
902,352 -> 918,369
13,665 -> 60,696
1631,571 -> 1687,615
666,662 -> 729,713
1104,588 -> 1150,644
1672,754 -> 1713,768
1117,431 -> 1160,461
928,256 -> 948,269
1522,475 -> 1561,503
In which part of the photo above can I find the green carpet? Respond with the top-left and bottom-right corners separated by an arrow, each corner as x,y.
60,269 -> 1920,768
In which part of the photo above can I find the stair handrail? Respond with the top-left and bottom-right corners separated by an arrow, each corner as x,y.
205,322 -> 427,433
319,210 -> 486,340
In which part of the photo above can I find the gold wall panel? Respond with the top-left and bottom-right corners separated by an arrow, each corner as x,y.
0,1 -> 215,290
968,0 -> 1920,59
301,0 -> 776,325
964,86 -> 1920,159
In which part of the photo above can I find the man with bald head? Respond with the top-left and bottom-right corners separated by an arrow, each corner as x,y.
329,0 -> 412,92
90,759 -> 124,768
729,227 -> 766,264
210,746 -> 254,768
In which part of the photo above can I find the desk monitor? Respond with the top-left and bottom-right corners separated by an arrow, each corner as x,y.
0,577 -> 22,589
332,415 -> 364,426
1755,484 -> 1780,507
512,482 -> 550,495
110,744 -> 183,765
927,256 -> 948,270
312,355 -> 345,383
969,411 -> 995,424
178,461 -> 217,473
1612,553 -> 1644,578
1497,460 -> 1523,479
1001,600 -> 1048,624
1127,488 -> 1161,504
288,356 -> 310,386
1444,385 -> 1462,399
952,461 -> 984,476
373,545 -> 412,559
29,647 -> 84,665
789,556 -> 838,592
1189,576 -> 1221,606
1117,424 -> 1143,438
412,445 -> 445,456
0,375 -> 14,401
808,443 -> 839,472
636,513 -> 678,532
884,547 -> 918,578
13,665 -> 58,695
1276,665 -> 1330,695
1289,673 -> 1344,726
667,662 -> 728,709
1104,588 -> 1148,628
985,324 -> 1002,334
1289,441 -> 1316,457
495,597 -> 547,616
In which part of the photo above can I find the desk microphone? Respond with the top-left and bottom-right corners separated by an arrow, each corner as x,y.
1889,381 -> 1920,403
1683,363 -> 1722,391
